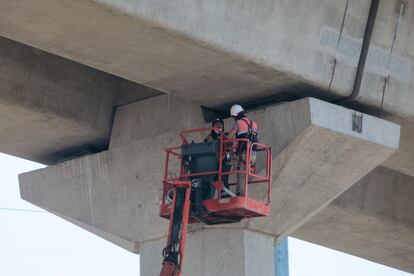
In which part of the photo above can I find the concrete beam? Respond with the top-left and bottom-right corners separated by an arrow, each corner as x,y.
3,0 -> 414,119
0,0 -> 373,109
382,117 -> 414,177
0,36 -> 160,164
355,0 -> 414,119
241,98 -> 399,238
19,96 -> 399,253
293,166 -> 414,274
20,95 -> 205,248
49,208 -> 139,253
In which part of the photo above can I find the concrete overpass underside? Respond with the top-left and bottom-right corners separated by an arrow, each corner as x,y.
0,0 -> 413,116
0,0 -> 412,274
294,165 -> 414,273
0,36 -> 161,164
19,95 -> 400,275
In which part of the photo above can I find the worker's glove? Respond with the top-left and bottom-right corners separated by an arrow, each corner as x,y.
225,152 -> 231,161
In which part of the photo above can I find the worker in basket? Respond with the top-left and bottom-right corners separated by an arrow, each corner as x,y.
228,104 -> 258,196
204,118 -> 232,197
204,118 -> 224,142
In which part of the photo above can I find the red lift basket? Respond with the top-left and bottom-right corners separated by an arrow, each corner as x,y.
160,127 -> 272,224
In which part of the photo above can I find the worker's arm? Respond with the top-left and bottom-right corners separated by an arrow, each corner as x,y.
228,121 -> 238,139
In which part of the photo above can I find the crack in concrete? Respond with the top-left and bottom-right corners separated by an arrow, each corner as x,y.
85,157 -> 97,227
381,2 -> 405,111
328,0 -> 349,91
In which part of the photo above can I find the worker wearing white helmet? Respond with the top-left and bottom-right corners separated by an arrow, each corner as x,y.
228,104 -> 258,142
228,104 -> 258,196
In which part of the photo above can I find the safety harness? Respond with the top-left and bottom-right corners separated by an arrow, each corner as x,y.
240,118 -> 258,143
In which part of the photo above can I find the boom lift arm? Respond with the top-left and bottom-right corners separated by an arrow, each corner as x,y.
160,182 -> 191,276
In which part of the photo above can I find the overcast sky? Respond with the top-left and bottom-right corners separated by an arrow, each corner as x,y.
0,153 -> 412,276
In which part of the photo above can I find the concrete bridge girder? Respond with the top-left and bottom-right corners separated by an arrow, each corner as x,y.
382,117 -> 414,178
0,0 -> 413,119
0,36 -> 161,165
0,0 -> 368,106
356,0 -> 414,118
294,165 -> 414,274
18,96 -> 399,270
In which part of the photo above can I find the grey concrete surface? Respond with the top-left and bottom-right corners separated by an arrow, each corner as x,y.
1,0 -> 412,272
356,0 -> 414,119
294,165 -> 414,274
19,96 -> 399,253
20,95 -> 205,248
0,0 -> 371,109
140,229 -> 275,276
1,0 -> 413,119
0,36 -> 160,164
109,94 -> 205,149
236,98 -> 399,238
382,117 -> 414,177
49,208 -> 139,253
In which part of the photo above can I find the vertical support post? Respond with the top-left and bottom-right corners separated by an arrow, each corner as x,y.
244,140 -> 250,197
217,130 -> 224,199
275,238 -> 289,276
142,229 -> 275,276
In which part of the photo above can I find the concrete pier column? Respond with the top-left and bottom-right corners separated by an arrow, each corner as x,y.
140,229 -> 275,276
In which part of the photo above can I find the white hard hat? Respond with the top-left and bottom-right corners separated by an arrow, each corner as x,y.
230,104 -> 244,117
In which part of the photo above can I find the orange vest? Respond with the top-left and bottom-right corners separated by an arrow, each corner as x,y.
236,118 -> 258,136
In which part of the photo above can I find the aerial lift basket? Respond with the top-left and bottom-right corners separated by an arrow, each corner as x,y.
159,127 -> 272,276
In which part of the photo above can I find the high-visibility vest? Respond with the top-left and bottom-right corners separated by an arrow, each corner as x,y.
236,118 -> 258,137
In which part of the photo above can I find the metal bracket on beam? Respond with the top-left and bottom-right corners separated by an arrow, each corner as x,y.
352,112 -> 363,133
